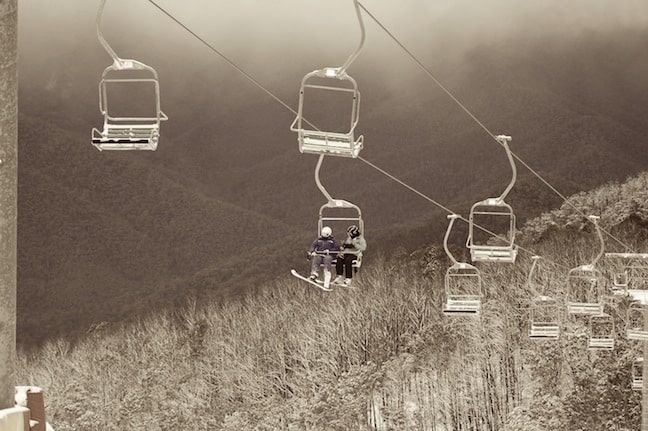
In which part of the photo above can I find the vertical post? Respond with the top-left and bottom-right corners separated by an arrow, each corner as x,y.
643,308 -> 648,431
0,0 -> 18,410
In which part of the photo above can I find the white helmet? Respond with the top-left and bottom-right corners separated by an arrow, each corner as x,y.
321,226 -> 332,238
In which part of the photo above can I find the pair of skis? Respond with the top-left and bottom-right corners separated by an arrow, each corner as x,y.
291,269 -> 351,291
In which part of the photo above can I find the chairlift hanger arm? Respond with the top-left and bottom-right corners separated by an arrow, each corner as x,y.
443,214 -> 460,266
97,0 -> 152,71
588,215 -> 605,268
314,154 -> 334,203
496,135 -> 516,202
527,255 -> 540,291
338,0 -> 366,76
96,0 -> 121,65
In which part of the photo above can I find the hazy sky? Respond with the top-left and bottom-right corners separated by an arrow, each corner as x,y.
18,0 -> 648,64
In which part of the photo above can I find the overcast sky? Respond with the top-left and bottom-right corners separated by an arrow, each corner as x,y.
18,0 -> 648,64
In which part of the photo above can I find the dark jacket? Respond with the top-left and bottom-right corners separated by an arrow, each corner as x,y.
310,236 -> 340,254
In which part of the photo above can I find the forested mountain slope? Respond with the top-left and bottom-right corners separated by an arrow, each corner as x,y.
17,116 -> 304,346
16,27 -> 648,348
18,170 -> 648,430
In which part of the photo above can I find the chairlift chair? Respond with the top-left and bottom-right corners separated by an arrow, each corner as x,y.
318,199 -> 364,269
627,261 -> 648,290
92,0 -> 167,151
587,312 -> 614,350
566,265 -> 604,315
566,216 -> 606,315
529,295 -> 561,340
611,270 -> 629,296
443,215 -> 482,315
289,0 -> 366,158
633,357 -> 643,391
467,199 -> 517,263
92,61 -> 168,151
466,135 -> 518,263
627,304 -> 648,341
290,68 -> 363,158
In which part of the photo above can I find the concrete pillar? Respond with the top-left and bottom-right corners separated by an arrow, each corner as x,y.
0,0 -> 18,410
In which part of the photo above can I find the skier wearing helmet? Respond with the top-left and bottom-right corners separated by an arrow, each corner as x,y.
308,226 -> 340,289
333,225 -> 367,287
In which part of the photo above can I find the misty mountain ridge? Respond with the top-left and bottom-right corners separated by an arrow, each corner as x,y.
17,28 -> 648,346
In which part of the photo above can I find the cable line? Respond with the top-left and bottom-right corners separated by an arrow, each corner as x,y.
356,1 -> 634,254
147,0 -> 299,121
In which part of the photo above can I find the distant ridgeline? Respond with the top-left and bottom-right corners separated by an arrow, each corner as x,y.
519,171 -> 648,242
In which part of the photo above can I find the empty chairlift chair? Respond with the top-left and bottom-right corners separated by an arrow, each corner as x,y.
467,135 -> 518,263
566,216 -> 605,316
527,257 -> 560,340
605,252 -> 648,294
443,214 -> 482,315
290,68 -> 363,158
587,312 -> 614,350
611,270 -> 629,296
627,303 -> 648,341
290,0 -> 365,158
633,357 -> 643,391
529,297 -> 561,340
91,0 -> 167,151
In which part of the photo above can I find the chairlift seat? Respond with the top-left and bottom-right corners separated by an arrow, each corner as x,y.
628,329 -> 648,341
92,124 -> 160,151
587,337 -> 614,350
443,297 -> 481,315
301,131 -> 363,158
567,302 -> 603,315
529,323 -> 560,340
470,246 -> 518,263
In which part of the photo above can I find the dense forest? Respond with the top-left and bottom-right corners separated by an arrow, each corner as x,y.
16,172 -> 648,430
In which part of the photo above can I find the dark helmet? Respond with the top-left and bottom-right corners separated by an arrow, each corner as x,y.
347,225 -> 360,238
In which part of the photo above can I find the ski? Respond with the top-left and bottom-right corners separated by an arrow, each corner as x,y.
291,269 -> 332,291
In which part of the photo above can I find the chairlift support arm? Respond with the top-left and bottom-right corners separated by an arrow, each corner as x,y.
588,215 -> 605,268
338,0 -> 366,76
496,135 -> 516,202
314,154 -> 334,203
527,255 -> 540,291
443,214 -> 461,266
